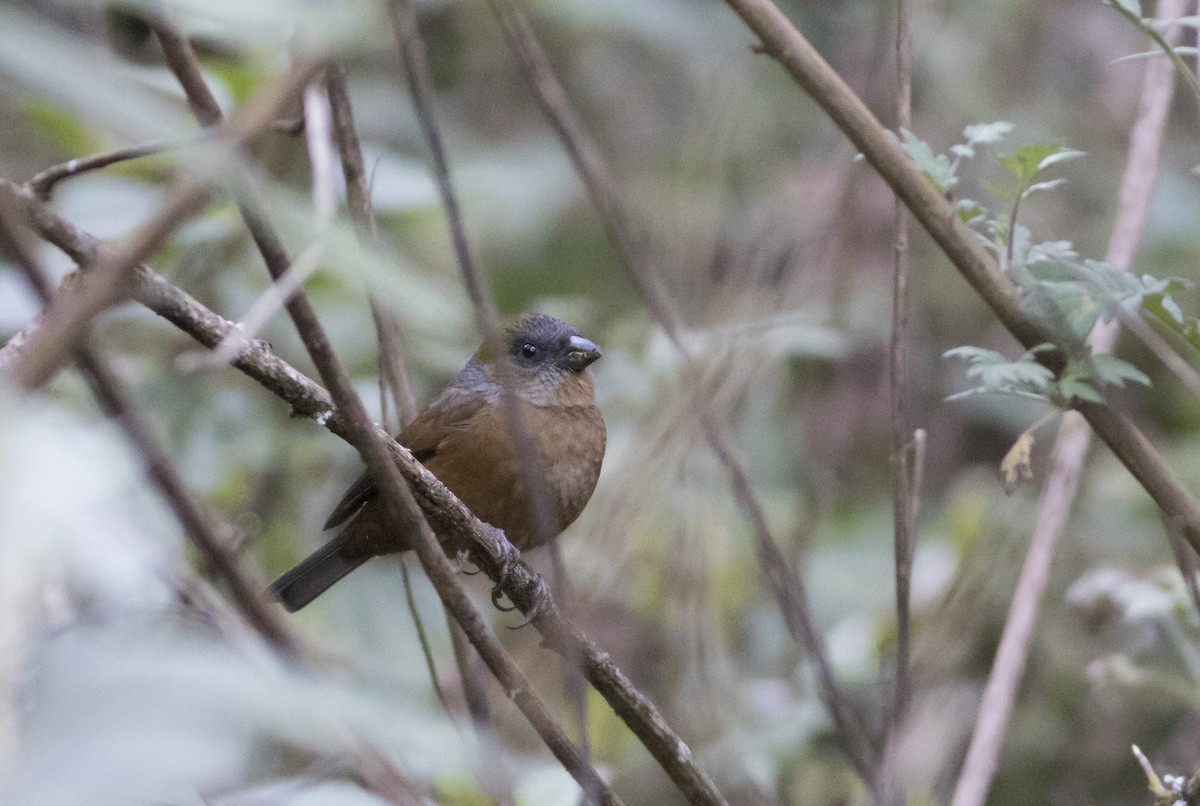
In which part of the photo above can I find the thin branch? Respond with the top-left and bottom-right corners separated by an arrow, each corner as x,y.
324,62 -> 418,424
889,0 -> 915,752
386,0 -> 496,336
949,4 -> 1187,805
303,80 -> 338,229
324,63 -> 504,797
1164,513 -> 1200,618
0,176 -> 725,805
719,0 -> 1200,555
702,411 -> 877,783
949,412 -> 1089,806
0,206 -> 301,658
29,139 -> 173,199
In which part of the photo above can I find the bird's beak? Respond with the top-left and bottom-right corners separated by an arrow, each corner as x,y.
561,335 -> 602,372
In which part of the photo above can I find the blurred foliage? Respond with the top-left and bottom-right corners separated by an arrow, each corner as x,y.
3,0 -> 1200,804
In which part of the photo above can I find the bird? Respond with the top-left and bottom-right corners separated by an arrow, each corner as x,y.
270,313 -> 606,612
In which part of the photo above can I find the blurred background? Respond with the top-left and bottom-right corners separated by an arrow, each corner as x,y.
2,0 -> 1200,803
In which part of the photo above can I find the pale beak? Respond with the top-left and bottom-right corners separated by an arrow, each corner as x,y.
561,335 -> 602,372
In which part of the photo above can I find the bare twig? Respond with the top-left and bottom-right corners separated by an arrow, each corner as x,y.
949,4 -> 1187,805
703,411 -> 877,783
29,140 -> 173,199
303,80 -> 338,228
889,0 -> 915,752
948,412 -> 1089,806
1164,513 -> 1200,618
324,63 -> 418,425
0,206 -> 301,658
549,538 -> 590,761
386,0 -> 496,336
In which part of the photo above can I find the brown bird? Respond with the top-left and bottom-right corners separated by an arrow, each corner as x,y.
270,313 -> 606,612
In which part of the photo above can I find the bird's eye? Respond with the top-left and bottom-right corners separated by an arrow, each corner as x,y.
521,343 -> 538,359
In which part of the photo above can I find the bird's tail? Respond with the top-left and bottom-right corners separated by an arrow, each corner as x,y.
269,532 -> 369,612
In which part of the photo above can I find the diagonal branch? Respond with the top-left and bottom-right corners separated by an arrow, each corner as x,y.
719,0 -> 1200,557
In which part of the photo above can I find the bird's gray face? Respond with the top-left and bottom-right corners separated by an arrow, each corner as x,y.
509,315 -> 602,376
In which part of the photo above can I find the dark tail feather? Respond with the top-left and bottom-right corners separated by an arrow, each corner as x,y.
270,534 -> 369,612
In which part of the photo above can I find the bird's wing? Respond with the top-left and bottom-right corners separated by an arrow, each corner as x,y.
321,389 -> 489,530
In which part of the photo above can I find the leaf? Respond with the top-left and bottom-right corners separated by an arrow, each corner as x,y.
999,142 -> 1064,186
1057,374 -> 1105,404
955,198 -> 986,225
944,344 -> 1057,402
1001,431 -> 1035,495
1111,47 -> 1199,64
898,129 -> 956,191
1090,353 -> 1152,388
963,121 -> 1015,145
1037,149 -> 1086,171
1021,178 -> 1067,199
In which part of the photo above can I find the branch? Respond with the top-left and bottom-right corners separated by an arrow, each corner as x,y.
888,0 -> 915,751
719,0 -> 1200,556
324,62 -> 418,425
386,0 -> 496,336
28,139 -> 173,199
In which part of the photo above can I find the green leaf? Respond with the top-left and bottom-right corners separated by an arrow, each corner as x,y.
999,142 -> 1064,186
898,129 -> 956,191
944,345 -> 1057,403
955,198 -> 986,224
1058,375 -> 1105,404
1090,353 -> 1152,388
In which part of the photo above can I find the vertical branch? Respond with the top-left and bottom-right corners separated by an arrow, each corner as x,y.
889,0 -> 915,739
883,0 -> 916,799
949,3 -> 1187,806
385,0 -> 497,336
324,63 -> 418,424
